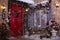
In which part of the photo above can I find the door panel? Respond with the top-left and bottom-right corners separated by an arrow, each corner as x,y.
10,5 -> 23,36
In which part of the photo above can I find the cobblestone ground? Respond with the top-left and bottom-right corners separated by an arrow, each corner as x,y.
8,36 -> 60,40
9,38 -> 60,40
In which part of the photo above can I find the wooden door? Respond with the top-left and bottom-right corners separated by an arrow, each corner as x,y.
10,5 -> 23,36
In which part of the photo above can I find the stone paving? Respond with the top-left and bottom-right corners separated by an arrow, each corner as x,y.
8,36 -> 60,40
10,37 -> 60,40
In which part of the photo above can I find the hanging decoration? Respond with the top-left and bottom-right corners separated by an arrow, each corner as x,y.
2,9 -> 6,21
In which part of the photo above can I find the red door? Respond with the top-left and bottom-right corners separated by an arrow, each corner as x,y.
10,5 -> 23,36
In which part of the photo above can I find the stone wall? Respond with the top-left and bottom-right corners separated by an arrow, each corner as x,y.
34,0 -> 43,4
0,0 -> 8,24
34,0 -> 48,4
52,0 -> 60,24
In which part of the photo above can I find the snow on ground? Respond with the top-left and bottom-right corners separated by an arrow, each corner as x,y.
8,36 -> 60,40
22,34 -> 60,40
